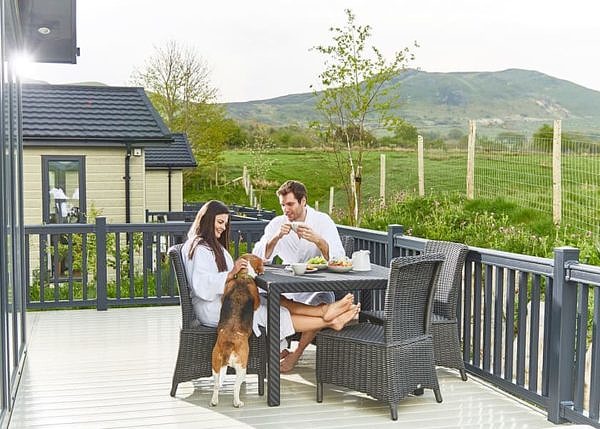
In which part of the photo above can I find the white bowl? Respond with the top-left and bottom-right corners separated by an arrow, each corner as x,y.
327,264 -> 353,273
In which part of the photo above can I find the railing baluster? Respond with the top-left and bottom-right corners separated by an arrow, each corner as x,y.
473,262 -> 482,368
589,286 -> 600,419
528,275 -> 541,392
493,266 -> 504,376
463,259 -> 473,364
505,269 -> 516,381
516,271 -> 528,386
483,265 -> 493,372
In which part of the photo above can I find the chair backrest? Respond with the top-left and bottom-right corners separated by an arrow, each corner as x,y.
168,243 -> 197,330
340,235 -> 355,258
383,254 -> 444,343
424,240 -> 469,319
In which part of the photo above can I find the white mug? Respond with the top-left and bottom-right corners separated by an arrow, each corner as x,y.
290,263 -> 307,275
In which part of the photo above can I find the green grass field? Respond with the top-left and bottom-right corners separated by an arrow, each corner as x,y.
185,148 -> 600,237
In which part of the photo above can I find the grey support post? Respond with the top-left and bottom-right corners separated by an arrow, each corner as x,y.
547,246 -> 579,423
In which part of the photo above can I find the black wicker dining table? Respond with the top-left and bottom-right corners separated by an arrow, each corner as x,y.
254,264 -> 390,406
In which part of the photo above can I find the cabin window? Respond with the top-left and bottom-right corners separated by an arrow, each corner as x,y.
42,156 -> 86,223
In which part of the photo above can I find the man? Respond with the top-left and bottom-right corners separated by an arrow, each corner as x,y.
253,180 -> 346,372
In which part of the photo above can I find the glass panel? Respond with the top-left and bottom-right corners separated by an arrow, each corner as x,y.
48,160 -> 81,224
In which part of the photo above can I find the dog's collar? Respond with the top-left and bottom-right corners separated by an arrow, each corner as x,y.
234,273 -> 255,280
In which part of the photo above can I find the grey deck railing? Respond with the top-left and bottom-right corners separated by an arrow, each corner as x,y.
23,219 -> 599,427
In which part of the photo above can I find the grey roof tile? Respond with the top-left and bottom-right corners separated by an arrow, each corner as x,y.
22,84 -> 171,142
145,133 -> 197,168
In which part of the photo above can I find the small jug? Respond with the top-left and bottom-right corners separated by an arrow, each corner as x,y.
351,250 -> 371,271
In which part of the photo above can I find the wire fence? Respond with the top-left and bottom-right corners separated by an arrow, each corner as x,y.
403,125 -> 600,236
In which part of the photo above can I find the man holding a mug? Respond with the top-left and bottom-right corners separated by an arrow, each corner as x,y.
253,180 -> 346,371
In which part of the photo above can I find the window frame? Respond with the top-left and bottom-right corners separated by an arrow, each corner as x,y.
41,155 -> 86,224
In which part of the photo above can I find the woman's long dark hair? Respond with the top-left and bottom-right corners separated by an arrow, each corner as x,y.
187,200 -> 230,272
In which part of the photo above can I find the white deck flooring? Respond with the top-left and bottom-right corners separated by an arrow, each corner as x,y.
8,306 -> 560,428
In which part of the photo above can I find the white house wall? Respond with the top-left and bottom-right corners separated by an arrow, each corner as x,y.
24,147 -> 146,225
145,169 -> 183,213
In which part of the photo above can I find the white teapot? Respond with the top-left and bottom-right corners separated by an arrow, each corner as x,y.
351,250 -> 371,271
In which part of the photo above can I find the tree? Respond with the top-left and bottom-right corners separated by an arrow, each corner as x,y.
311,9 -> 417,225
245,126 -> 275,207
532,123 -> 577,153
131,41 -> 233,186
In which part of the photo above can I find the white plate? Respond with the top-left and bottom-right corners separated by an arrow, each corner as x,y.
307,263 -> 328,270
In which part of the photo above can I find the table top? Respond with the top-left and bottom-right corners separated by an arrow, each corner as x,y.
255,264 -> 389,294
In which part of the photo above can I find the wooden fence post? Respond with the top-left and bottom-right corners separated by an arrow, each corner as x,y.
242,166 -> 249,194
466,120 -> 476,199
552,119 -> 562,225
418,135 -> 424,196
380,154 -> 386,206
329,186 -> 334,215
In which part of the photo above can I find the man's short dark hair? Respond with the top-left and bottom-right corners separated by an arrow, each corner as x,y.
277,180 -> 307,203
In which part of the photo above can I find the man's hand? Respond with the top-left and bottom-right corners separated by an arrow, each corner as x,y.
295,224 -> 319,244
265,223 -> 292,259
278,223 -> 293,239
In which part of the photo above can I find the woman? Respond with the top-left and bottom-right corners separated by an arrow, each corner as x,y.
181,200 -> 359,364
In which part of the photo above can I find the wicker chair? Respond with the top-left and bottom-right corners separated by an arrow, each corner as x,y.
168,244 -> 266,397
316,254 -> 445,420
360,240 -> 469,380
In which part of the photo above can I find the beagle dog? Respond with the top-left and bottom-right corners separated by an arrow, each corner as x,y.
210,253 -> 264,407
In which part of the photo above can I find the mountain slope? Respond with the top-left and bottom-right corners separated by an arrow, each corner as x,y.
224,69 -> 600,134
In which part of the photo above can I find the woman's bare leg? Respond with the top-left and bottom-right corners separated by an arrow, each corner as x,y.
280,293 -> 353,320
281,304 -> 361,372
289,303 -> 360,333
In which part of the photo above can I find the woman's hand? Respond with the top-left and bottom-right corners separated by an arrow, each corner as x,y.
227,258 -> 248,281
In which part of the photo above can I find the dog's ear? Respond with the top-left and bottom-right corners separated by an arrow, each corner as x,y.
241,254 -> 265,275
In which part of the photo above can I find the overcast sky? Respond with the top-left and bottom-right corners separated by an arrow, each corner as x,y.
22,0 -> 600,103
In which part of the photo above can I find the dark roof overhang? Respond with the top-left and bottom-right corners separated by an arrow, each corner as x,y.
18,0 -> 78,64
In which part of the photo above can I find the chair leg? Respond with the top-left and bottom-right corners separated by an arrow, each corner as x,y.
413,387 -> 424,396
390,403 -> 398,421
170,380 -> 178,397
434,388 -> 443,403
460,369 -> 468,381
258,374 -> 265,396
316,382 -> 323,403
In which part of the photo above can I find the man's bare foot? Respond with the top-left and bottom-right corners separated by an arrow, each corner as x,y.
330,303 -> 361,331
280,350 -> 301,373
280,349 -> 290,359
322,293 -> 354,321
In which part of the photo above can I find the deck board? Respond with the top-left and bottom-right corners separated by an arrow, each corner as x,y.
9,307 -> 557,428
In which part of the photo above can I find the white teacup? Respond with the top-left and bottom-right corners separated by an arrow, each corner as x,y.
290,221 -> 305,232
290,262 -> 307,275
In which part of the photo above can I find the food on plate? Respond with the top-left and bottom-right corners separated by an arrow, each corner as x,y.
307,255 -> 328,270
307,256 -> 327,265
328,256 -> 353,267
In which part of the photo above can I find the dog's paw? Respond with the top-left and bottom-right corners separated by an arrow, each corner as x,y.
233,400 -> 245,408
209,400 -> 218,407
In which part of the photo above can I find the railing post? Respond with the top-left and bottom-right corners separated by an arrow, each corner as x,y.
547,246 -> 579,423
96,217 -> 108,311
386,224 -> 403,266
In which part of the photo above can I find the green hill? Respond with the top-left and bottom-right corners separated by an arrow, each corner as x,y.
224,69 -> 600,135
